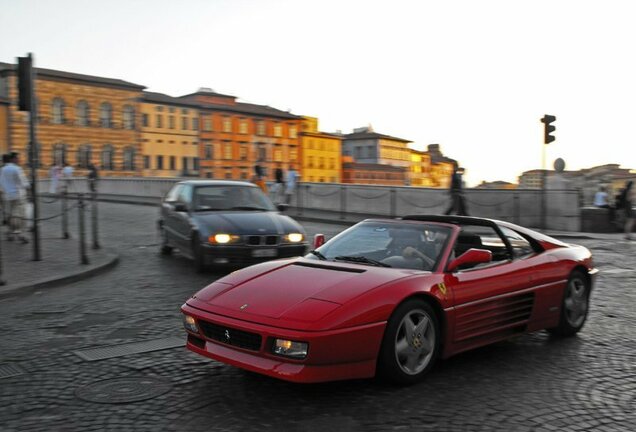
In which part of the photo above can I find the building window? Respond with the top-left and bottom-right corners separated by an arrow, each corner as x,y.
193,157 -> 199,171
123,147 -> 136,170
77,144 -> 92,168
223,116 -> 232,133
225,171 -> 232,179
76,100 -> 89,126
256,120 -> 265,136
274,148 -> 282,162
223,142 -> 232,160
52,143 -> 67,165
203,117 -> 212,131
239,119 -> 248,134
169,115 -> 175,129
181,116 -> 188,130
156,114 -> 163,128
289,125 -> 297,139
289,148 -> 297,162
123,105 -> 135,129
170,156 -> 176,170
155,105 -> 163,112
101,145 -> 114,170
257,144 -> 266,161
206,172 -> 213,179
204,144 -> 213,160
144,155 -> 150,169
273,123 -> 282,137
100,102 -> 112,128
142,113 -> 149,127
239,144 -> 247,160
308,156 -> 314,168
52,97 -> 65,124
319,157 -> 325,169
192,117 -> 199,130
156,155 -> 164,170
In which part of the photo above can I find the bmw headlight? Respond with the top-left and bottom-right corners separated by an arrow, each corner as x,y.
284,233 -> 304,243
273,338 -> 308,359
208,234 -> 240,244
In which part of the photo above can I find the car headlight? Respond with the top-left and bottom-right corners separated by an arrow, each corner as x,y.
183,315 -> 199,333
272,338 -> 308,359
208,233 -> 240,244
284,233 -> 304,243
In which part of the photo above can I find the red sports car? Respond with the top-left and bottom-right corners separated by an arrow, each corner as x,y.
181,215 -> 596,384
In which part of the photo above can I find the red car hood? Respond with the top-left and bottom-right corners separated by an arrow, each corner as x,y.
195,259 -> 415,321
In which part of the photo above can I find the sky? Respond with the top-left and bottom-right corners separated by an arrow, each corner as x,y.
1,0 -> 635,186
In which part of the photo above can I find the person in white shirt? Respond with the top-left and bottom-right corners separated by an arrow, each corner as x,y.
62,163 -> 74,191
0,152 -> 30,243
593,185 -> 609,208
284,164 -> 299,205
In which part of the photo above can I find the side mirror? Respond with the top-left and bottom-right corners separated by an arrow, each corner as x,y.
174,202 -> 188,212
313,234 -> 325,249
447,248 -> 492,273
277,203 -> 289,212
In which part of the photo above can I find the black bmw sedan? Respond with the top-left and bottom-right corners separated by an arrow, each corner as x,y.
158,180 -> 308,271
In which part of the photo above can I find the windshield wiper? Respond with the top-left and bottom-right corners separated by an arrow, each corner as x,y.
310,250 -> 327,260
228,206 -> 268,211
333,255 -> 391,267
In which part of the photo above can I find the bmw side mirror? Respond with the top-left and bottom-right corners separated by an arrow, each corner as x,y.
174,202 -> 188,212
447,248 -> 492,273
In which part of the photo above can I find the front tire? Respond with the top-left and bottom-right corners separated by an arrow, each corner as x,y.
377,299 -> 440,385
548,270 -> 590,337
192,234 -> 206,273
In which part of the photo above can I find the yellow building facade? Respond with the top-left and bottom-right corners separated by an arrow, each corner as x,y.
300,116 -> 342,183
409,149 -> 434,187
140,92 -> 200,177
0,63 -> 144,177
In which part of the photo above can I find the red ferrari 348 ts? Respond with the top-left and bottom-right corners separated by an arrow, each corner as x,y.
181,215 -> 596,384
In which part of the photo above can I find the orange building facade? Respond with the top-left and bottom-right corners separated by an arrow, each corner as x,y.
180,89 -> 302,181
0,63 -> 144,177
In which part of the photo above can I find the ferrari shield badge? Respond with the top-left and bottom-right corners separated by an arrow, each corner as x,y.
437,282 -> 447,296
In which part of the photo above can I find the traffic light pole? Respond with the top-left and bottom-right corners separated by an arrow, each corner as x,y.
540,114 -> 556,232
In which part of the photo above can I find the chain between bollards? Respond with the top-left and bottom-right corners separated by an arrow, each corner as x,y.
78,193 -> 89,265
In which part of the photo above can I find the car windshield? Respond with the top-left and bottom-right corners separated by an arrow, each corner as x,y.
192,185 -> 275,211
307,221 -> 451,271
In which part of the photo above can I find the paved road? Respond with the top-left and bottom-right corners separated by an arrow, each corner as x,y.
0,203 -> 634,431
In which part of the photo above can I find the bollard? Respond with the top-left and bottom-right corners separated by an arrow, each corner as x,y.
62,186 -> 70,239
78,193 -> 89,265
91,190 -> 100,249
0,227 -> 5,286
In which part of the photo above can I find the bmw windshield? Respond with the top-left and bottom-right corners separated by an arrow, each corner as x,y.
193,185 -> 275,212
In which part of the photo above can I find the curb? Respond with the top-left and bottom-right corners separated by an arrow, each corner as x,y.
0,250 -> 120,301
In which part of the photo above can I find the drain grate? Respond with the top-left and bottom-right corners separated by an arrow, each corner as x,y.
73,337 -> 184,361
75,377 -> 172,403
0,363 -> 25,379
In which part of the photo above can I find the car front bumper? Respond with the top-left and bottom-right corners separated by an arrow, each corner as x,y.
200,243 -> 307,266
181,303 -> 386,383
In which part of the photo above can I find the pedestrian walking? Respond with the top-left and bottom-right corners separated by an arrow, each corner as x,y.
87,163 -> 99,192
620,180 -> 634,240
444,166 -> 469,216
252,164 -> 267,194
284,164 -> 299,205
49,163 -> 61,194
270,163 -> 285,204
62,162 -> 74,191
593,185 -> 610,208
0,152 -> 30,243
0,154 -> 9,226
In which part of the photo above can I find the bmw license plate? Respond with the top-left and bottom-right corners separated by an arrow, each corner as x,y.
252,248 -> 277,258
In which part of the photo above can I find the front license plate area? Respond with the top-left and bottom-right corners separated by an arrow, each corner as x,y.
252,248 -> 277,257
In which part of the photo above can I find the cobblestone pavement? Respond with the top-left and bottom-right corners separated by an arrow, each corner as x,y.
0,203 -> 634,432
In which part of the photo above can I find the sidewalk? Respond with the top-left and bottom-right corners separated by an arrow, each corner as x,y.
0,198 -> 119,300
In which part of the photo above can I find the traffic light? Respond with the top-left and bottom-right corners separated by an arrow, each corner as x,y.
17,55 -> 33,112
541,114 -> 556,144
